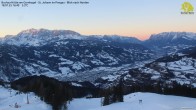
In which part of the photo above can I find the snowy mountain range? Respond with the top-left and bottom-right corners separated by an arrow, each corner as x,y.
0,29 -> 196,85
0,29 -> 154,82
0,29 -> 82,46
0,29 -> 141,46
144,32 -> 196,54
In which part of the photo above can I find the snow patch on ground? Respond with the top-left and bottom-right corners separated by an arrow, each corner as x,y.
101,75 -> 120,82
59,58 -> 73,65
91,59 -> 104,65
140,67 -> 160,75
167,57 -> 196,73
59,67 -> 74,76
71,82 -> 82,87
0,86 -> 52,110
72,62 -> 90,71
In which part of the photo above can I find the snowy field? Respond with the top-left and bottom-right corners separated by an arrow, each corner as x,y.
0,86 -> 52,110
68,92 -> 196,110
1,86 -> 196,110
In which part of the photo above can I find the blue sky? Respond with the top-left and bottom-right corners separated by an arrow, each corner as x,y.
0,0 -> 196,40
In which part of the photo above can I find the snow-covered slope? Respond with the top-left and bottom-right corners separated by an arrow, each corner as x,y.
2,86 -> 196,110
123,47 -> 196,87
68,92 -> 196,110
94,46 -> 196,88
0,86 -> 52,110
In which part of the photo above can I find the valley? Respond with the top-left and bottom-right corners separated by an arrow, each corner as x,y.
0,29 -> 196,110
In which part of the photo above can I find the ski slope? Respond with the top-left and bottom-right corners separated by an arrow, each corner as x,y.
1,85 -> 196,110
0,86 -> 52,110
68,92 -> 196,110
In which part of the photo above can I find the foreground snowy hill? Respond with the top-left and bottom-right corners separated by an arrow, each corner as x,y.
68,92 -> 196,110
1,85 -> 196,110
0,86 -> 52,110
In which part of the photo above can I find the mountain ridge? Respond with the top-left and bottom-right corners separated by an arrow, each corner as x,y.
1,29 -> 196,43
0,29 -> 142,46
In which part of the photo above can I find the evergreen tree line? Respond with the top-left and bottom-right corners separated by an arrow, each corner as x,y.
102,79 -> 124,106
123,81 -> 196,98
10,75 -> 100,110
101,80 -> 196,106
8,75 -> 196,109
